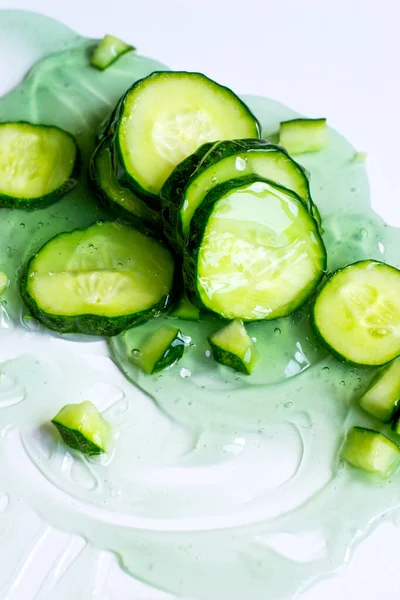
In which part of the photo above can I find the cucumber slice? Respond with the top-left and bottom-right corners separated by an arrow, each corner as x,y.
184,176 -> 326,321
21,222 -> 175,336
161,138 -> 319,248
360,358 -> 400,422
112,71 -> 260,202
91,34 -> 134,70
169,294 -> 200,321
208,319 -> 257,375
0,122 -> 79,208
89,138 -> 161,232
313,260 -> 400,366
279,118 -> 329,155
52,401 -> 112,455
341,427 -> 400,477
131,325 -> 187,374
0,272 -> 8,296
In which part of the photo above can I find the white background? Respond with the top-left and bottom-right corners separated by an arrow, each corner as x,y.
1,0 -> 400,598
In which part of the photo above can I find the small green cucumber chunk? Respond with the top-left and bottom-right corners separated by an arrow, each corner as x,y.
208,319 -> 258,375
360,358 -> 400,421
131,325 -> 188,374
52,401 -> 112,455
341,427 -> 400,477
169,294 -> 200,321
279,118 -> 329,155
91,34 -> 134,70
0,271 -> 8,295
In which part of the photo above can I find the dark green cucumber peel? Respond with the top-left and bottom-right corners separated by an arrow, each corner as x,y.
208,320 -> 258,375
51,421 -> 104,454
131,325 -> 189,374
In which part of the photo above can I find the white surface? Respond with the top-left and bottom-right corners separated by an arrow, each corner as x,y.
1,0 -> 400,598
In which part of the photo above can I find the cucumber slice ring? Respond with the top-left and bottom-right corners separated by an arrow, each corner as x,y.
184,175 -> 326,321
313,260 -> 400,366
21,222 -> 175,336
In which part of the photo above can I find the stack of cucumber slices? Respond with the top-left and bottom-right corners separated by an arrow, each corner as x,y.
4,35 -> 400,467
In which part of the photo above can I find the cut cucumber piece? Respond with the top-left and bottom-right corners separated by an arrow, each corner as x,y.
341,427 -> 400,477
52,401 -> 112,455
208,319 -> 257,375
0,122 -> 79,208
360,358 -> 400,422
21,222 -> 175,336
0,272 -> 8,296
161,138 -> 319,248
131,325 -> 187,374
112,71 -> 260,203
184,176 -> 326,321
279,118 -> 329,155
169,294 -> 201,321
89,138 -> 161,232
313,260 -> 400,366
91,34 -> 134,70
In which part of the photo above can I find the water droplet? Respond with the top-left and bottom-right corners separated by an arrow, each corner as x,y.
339,380 -> 345,386
38,221 -> 43,228
235,156 -> 247,171
180,368 -> 191,378
117,262 -> 122,268
211,176 -> 217,183
131,349 -> 141,359
205,350 -> 211,358
188,400 -> 193,406
258,427 -> 265,434
322,366 -> 330,372
274,327 -> 281,335
358,228 -> 368,240
20,222 -> 25,228
284,401 -> 294,408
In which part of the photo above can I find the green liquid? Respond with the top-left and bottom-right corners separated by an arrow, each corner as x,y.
0,9 -> 400,600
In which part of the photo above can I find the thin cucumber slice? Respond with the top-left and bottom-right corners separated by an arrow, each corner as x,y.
208,319 -> 258,375
161,138 -> 319,248
279,118 -> 329,155
91,34 -> 134,70
169,294 -> 201,321
89,138 -> 161,232
52,401 -> 112,455
184,176 -> 326,321
112,71 -> 260,202
313,260 -> 400,366
21,222 -> 175,336
341,427 -> 400,477
0,272 -> 8,296
360,358 -> 400,422
131,325 -> 187,374
0,122 -> 79,208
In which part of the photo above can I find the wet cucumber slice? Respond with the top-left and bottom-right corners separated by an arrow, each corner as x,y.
360,358 -> 400,422
21,222 -> 175,336
184,176 -> 326,321
89,138 -> 161,232
0,272 -> 8,296
208,319 -> 257,375
131,325 -> 187,374
91,34 -> 134,70
52,401 -> 112,455
169,294 -> 201,321
279,118 -> 329,155
0,122 -> 79,208
313,261 -> 400,366
112,71 -> 260,203
341,427 -> 400,477
161,139 -> 318,248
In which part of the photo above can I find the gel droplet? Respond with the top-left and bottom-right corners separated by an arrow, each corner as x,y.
274,327 -> 281,336
180,368 -> 191,378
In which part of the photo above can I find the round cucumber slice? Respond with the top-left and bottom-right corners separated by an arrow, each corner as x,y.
113,71 -> 260,202
313,260 -> 400,365
21,222 -> 175,336
184,176 -> 326,321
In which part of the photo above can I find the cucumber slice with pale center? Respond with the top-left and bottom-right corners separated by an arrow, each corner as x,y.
313,261 -> 400,366
0,122 -> 79,208
208,319 -> 258,375
21,222 -> 175,336
341,427 -> 400,477
52,401 -> 112,455
131,325 -> 188,374
279,118 -> 329,155
360,358 -> 400,422
91,34 -> 134,70
114,71 -> 260,201
184,176 -> 326,321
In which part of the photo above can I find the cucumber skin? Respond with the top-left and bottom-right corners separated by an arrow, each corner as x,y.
51,421 -> 104,454
151,333 -> 186,374
160,138 -> 317,251
20,223 -> 177,337
106,71 -> 261,208
0,123 -> 80,210
208,340 -> 251,375
183,175 -> 326,320
312,260 -> 400,366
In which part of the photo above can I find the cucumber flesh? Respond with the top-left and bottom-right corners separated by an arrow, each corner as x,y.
0,122 -> 78,208
341,427 -> 400,477
313,260 -> 400,366
208,319 -> 257,375
91,34 -> 134,70
185,177 -> 326,321
52,401 -> 112,455
116,71 -> 260,199
131,325 -> 188,374
279,118 -> 329,155
22,222 -> 175,336
0,272 -> 8,296
360,358 -> 400,422
169,294 -> 200,321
